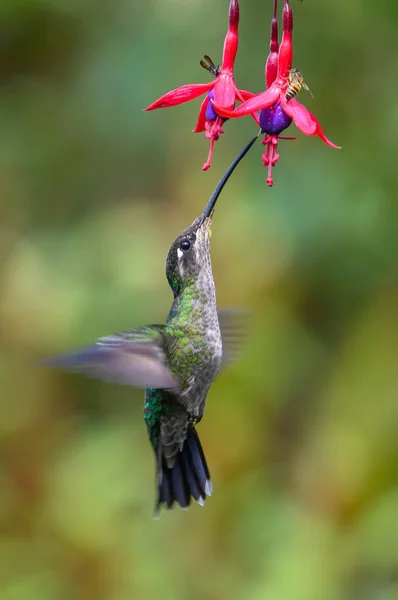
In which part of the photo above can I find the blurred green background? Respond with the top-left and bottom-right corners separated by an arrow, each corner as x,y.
1,0 -> 398,598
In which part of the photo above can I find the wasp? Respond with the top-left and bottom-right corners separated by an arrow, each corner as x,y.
200,55 -> 221,78
285,67 -> 313,102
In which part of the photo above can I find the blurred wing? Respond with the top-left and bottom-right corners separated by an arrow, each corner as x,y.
41,327 -> 180,391
217,308 -> 249,366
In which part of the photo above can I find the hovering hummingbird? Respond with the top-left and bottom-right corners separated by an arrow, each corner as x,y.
42,134 -> 259,515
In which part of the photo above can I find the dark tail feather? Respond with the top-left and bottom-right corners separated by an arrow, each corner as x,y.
154,427 -> 212,517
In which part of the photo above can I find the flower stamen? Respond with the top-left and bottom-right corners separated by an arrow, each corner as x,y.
203,117 -> 225,171
262,134 -> 280,187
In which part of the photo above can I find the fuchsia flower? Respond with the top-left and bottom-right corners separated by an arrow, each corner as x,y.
144,0 -> 256,171
213,0 -> 340,186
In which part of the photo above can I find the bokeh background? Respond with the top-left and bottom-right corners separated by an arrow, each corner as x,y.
1,0 -> 398,598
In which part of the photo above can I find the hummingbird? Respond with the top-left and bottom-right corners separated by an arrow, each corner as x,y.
42,134 -> 259,515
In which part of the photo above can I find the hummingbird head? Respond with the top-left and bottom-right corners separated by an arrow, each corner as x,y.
166,214 -> 213,296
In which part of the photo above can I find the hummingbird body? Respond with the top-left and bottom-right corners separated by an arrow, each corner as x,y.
142,216 -> 222,509
41,134 -> 258,514
163,215 -> 222,420
43,214 -> 223,511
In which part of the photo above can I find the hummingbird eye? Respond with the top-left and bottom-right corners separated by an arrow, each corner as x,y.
179,239 -> 191,251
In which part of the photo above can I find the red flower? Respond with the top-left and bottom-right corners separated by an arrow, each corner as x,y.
213,0 -> 340,186
144,0 -> 256,171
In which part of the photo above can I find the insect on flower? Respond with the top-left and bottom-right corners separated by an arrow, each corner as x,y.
200,55 -> 221,79
213,0 -> 340,186
144,0 -> 257,171
285,67 -> 313,101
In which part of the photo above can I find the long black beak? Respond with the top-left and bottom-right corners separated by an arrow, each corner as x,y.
200,131 -> 260,223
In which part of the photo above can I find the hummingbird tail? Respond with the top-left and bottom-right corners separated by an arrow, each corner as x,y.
154,427 -> 212,517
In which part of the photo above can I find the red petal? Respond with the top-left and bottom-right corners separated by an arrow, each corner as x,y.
211,102 -> 234,119
234,87 -> 260,125
281,96 -> 316,135
193,96 -> 210,133
314,119 -> 341,149
236,89 -> 256,101
144,82 -> 213,111
215,85 -> 280,118
281,96 -> 341,148
213,74 -> 236,110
